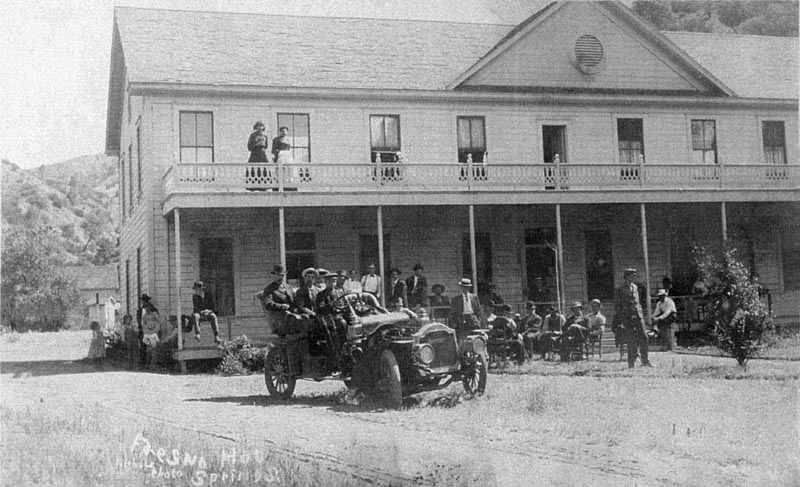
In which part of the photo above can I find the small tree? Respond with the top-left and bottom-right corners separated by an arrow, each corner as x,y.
692,246 -> 772,367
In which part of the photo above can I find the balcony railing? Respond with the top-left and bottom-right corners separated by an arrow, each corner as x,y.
163,161 -> 799,194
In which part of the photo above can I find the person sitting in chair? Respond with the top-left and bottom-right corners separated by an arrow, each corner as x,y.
651,289 -> 677,350
489,304 -> 524,365
562,302 -> 588,362
540,305 -> 565,361
585,299 -> 606,357
192,281 -> 221,344
520,301 -> 543,360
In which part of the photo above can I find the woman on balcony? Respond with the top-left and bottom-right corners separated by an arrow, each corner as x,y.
247,121 -> 269,162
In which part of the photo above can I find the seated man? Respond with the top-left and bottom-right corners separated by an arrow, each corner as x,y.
585,299 -> 606,356
651,289 -> 677,350
192,281 -> 221,344
540,305 -> 565,361
519,301 -> 543,360
488,304 -> 524,365
561,302 -> 588,362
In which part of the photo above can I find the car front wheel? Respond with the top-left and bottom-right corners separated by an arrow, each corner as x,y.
461,351 -> 487,395
374,349 -> 402,409
265,346 -> 296,399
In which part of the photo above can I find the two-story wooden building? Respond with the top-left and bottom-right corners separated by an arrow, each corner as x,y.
105,1 -> 799,357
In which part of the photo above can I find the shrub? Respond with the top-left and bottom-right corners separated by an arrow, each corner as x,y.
216,335 -> 265,375
693,246 -> 773,367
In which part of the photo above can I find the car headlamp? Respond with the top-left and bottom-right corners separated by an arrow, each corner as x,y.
470,336 -> 486,355
417,343 -> 435,365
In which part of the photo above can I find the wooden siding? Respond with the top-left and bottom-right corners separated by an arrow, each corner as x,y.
463,2 -> 701,93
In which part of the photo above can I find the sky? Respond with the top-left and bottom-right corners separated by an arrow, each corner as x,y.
1,0 -> 561,170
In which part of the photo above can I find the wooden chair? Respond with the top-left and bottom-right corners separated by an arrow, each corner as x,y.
586,328 -> 603,358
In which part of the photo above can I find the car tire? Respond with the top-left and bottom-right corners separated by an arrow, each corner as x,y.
374,349 -> 402,409
461,351 -> 487,395
265,346 -> 296,399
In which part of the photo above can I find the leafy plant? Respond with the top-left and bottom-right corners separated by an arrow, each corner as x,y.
216,335 -> 265,375
692,246 -> 773,367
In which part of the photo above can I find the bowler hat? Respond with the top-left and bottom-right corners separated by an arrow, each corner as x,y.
270,265 -> 286,275
457,278 -> 472,287
192,281 -> 204,289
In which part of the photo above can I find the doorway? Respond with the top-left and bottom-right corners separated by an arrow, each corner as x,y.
199,238 -> 235,316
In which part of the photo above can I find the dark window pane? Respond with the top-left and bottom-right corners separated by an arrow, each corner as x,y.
196,113 -> 213,146
691,121 -> 703,149
471,119 -> 485,148
180,112 -> 196,146
385,116 -> 400,149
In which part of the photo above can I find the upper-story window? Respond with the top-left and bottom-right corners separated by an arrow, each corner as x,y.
370,115 -> 401,162
617,118 -> 644,164
180,111 -> 214,163
136,123 -> 142,198
762,121 -> 786,165
457,116 -> 486,163
691,119 -> 717,164
277,113 -> 310,163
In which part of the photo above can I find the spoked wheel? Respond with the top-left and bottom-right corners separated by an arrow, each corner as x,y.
374,349 -> 402,409
461,351 -> 487,395
264,346 -> 296,399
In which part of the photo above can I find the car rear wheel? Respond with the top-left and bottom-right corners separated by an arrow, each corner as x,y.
265,346 -> 296,399
374,349 -> 402,409
461,351 -> 487,395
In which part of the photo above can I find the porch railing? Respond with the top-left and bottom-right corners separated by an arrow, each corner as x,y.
163,161 -> 799,194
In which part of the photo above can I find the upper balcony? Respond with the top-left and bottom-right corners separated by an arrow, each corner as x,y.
161,161 -> 800,213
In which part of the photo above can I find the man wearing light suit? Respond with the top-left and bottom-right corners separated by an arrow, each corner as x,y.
615,268 -> 652,368
449,278 -> 483,337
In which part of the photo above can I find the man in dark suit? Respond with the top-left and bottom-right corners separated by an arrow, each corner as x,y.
449,278 -> 482,337
405,263 -> 428,309
615,268 -> 652,368
387,268 -> 408,309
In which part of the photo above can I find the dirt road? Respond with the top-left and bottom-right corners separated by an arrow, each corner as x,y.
2,332 -> 797,486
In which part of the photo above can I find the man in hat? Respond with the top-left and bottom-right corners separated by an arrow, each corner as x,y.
540,305 -> 565,361
387,268 -> 407,310
651,289 -> 677,350
562,302 -> 588,362
520,301 -> 543,359
405,264 -> 428,309
295,268 -> 320,316
615,268 -> 652,367
488,303 -> 524,365
192,280 -> 221,344
449,278 -> 482,337
315,269 -> 343,315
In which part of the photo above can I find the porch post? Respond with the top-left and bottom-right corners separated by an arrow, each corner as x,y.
555,204 -> 564,313
377,206 -> 386,307
278,207 -> 286,284
469,205 -> 478,298
721,202 -> 728,245
174,208 -> 186,373
640,204 -> 652,323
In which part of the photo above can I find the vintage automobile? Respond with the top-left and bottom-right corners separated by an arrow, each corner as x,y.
263,293 -> 488,409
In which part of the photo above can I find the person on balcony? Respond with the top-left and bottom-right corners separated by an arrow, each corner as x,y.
651,289 -> 677,350
271,125 -> 291,163
361,263 -> 382,300
405,263 -> 428,309
192,281 -> 221,344
247,121 -> 269,162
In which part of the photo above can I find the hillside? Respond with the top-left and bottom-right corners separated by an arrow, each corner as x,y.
1,154 -> 119,265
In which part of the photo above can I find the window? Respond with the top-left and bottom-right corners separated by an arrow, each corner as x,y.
370,115 -> 401,162
524,228 -> 557,301
128,143 -> 133,214
199,238 -> 235,316
691,120 -> 717,164
125,259 -> 131,315
617,118 -> 644,164
179,111 -> 214,163
457,117 -> 486,163
120,157 -> 126,222
136,123 -> 142,198
542,125 -> 567,163
136,247 -> 142,307
277,113 -> 310,163
286,233 -> 317,282
359,234 -> 391,278
763,121 -> 786,165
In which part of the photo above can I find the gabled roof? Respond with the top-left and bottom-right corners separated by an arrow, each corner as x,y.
665,32 -> 799,101
114,7 -> 511,91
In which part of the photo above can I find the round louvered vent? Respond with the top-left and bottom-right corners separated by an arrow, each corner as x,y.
572,35 -> 605,74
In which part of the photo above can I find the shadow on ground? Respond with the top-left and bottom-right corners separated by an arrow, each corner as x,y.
185,392 -> 416,413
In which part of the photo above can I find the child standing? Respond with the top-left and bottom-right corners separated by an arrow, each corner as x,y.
122,314 -> 139,370
87,321 -> 106,369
